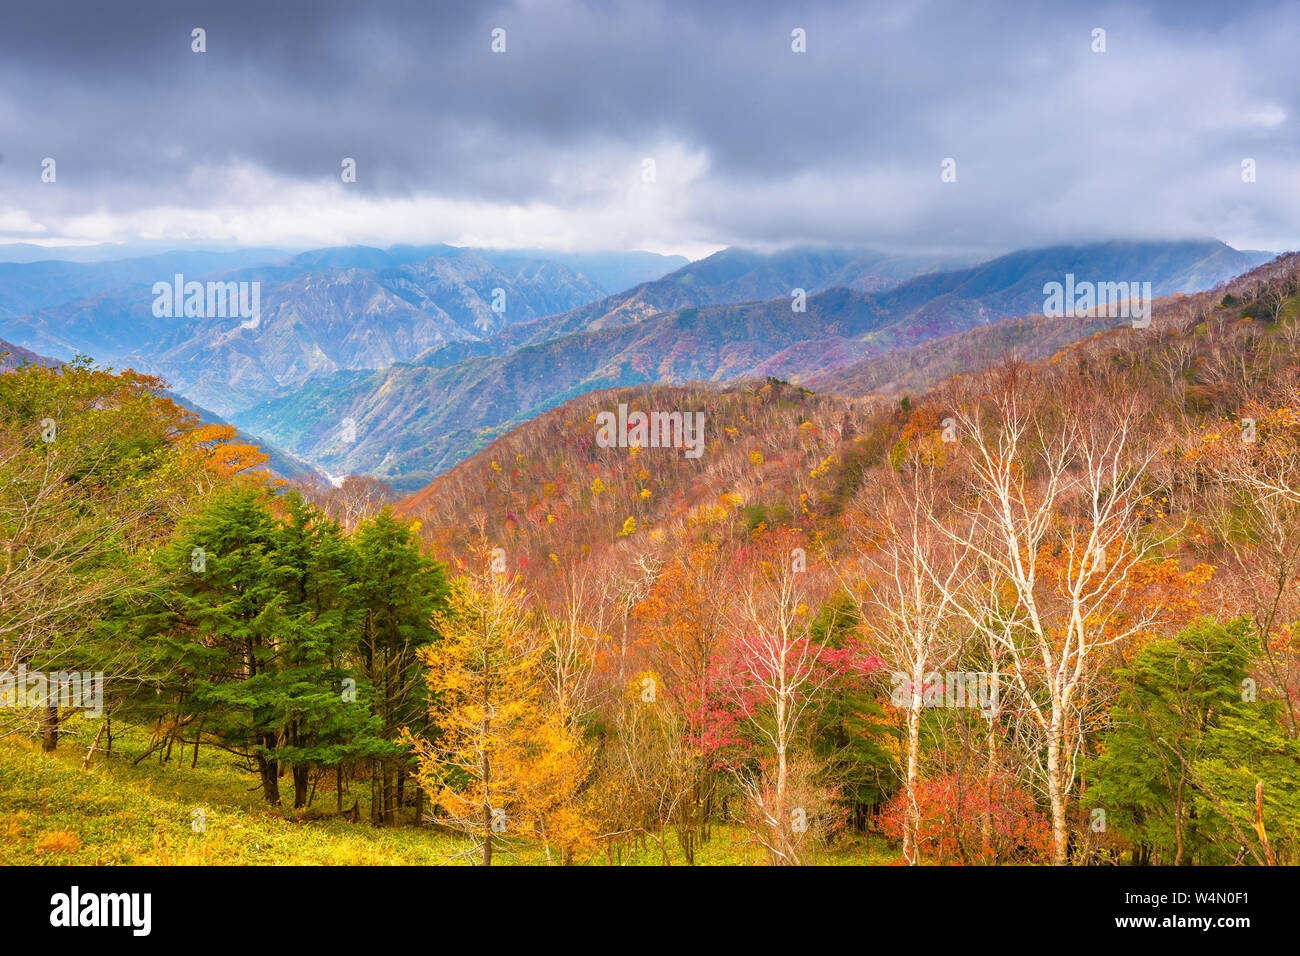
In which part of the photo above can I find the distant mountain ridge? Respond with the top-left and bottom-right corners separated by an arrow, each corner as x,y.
0,245 -> 686,417
227,239 -> 1272,490
0,249 -> 292,320
413,245 -> 988,366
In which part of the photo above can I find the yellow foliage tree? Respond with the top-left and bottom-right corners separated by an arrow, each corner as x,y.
403,553 -> 596,864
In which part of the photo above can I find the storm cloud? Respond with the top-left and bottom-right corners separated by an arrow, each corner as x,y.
1,0 -> 1297,255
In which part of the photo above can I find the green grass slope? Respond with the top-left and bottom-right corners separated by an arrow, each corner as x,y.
0,722 -> 892,866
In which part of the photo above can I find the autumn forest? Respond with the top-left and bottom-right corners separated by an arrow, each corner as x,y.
4,254 -> 1299,869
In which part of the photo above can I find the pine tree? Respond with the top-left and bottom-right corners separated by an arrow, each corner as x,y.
351,509 -> 448,823
136,489 -> 393,806
1089,617 -> 1273,864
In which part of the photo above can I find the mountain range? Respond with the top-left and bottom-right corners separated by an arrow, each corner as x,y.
228,239 -> 1271,489
0,237 -> 1274,490
0,246 -> 691,416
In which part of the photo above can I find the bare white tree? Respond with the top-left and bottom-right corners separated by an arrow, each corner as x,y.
726,533 -> 841,865
540,560 -> 610,730
941,373 -> 1175,864
839,461 -> 971,864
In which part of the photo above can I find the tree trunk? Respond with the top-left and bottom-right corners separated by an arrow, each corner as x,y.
1173,775 -> 1185,866
1252,781 -> 1278,866
481,746 -> 493,865
1047,717 -> 1067,866
774,713 -> 789,866
385,766 -> 398,825
983,714 -> 997,862
370,758 -> 383,825
256,752 -> 281,805
983,654 -> 1000,863
481,637 -> 493,866
41,699 -> 58,752
293,764 -> 310,809
903,673 -> 923,865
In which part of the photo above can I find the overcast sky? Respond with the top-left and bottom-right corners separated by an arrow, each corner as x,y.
1,0 -> 1297,258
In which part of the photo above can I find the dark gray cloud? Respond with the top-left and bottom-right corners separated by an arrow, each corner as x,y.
1,0 -> 1296,254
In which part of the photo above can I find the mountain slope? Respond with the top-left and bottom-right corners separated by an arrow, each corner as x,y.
163,394 -> 330,485
394,252 -> 1300,580
806,241 -> 1276,398
231,287 -> 894,488
474,249 -> 688,294
0,337 -> 59,370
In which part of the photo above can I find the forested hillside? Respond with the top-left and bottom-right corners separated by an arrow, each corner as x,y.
393,252 -> 1300,864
